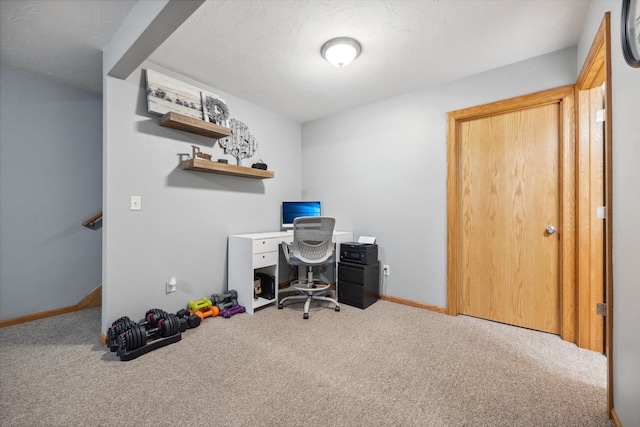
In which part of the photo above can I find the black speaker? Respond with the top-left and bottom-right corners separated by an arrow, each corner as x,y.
255,272 -> 276,300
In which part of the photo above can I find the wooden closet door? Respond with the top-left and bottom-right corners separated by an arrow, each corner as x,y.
459,103 -> 561,334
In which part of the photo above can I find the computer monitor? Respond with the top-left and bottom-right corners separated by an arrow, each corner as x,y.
281,201 -> 321,230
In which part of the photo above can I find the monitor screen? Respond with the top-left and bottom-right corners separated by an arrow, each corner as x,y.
281,201 -> 321,230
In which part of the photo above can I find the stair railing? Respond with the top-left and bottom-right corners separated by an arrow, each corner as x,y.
82,211 -> 102,230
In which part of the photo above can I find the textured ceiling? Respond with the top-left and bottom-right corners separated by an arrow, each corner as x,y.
149,0 -> 590,122
1,0 -> 591,123
0,0 -> 136,92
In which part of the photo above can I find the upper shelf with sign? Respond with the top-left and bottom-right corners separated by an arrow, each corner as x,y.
158,112 -> 232,139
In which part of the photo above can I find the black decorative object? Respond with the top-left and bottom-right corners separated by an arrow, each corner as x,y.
622,0 -> 640,67
252,160 -> 268,170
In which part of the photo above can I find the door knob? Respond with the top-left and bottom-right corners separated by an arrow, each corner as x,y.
545,226 -> 556,235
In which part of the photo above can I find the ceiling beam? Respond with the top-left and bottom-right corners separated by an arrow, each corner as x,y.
104,0 -> 204,80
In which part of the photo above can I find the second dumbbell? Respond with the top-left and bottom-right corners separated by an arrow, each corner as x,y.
176,308 -> 201,329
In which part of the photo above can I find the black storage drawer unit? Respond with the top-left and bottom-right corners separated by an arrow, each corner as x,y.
338,262 -> 379,309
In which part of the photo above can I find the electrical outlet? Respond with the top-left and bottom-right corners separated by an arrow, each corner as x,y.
383,265 -> 390,276
130,196 -> 141,211
166,276 -> 177,294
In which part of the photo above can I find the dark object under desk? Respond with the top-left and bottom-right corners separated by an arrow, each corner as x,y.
337,261 -> 380,309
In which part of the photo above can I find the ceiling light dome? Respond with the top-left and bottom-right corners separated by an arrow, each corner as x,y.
321,37 -> 362,67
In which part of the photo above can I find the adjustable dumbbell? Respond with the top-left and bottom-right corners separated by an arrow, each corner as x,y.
107,316 -> 137,351
138,308 -> 167,329
117,313 -> 180,352
108,309 -> 166,351
144,308 -> 187,332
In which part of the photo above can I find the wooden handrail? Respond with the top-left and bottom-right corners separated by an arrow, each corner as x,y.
82,211 -> 102,229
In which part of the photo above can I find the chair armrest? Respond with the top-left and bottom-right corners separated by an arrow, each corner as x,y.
281,241 -> 292,263
281,241 -> 303,265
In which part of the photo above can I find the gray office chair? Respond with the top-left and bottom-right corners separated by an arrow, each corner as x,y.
278,216 -> 340,319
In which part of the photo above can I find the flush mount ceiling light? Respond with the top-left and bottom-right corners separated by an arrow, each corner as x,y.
321,37 -> 362,67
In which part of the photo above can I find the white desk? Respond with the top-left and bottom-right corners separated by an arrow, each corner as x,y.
228,231 -> 353,314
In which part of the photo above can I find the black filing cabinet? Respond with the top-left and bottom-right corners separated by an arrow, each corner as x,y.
338,262 -> 380,309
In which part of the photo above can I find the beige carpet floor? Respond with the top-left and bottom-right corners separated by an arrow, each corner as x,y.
0,300 -> 611,426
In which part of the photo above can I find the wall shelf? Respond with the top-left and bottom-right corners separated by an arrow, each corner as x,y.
159,111 -> 274,179
180,158 -> 274,179
159,111 -> 231,139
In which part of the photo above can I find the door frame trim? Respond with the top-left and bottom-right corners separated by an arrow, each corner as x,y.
576,12 -> 613,416
446,85 -> 577,342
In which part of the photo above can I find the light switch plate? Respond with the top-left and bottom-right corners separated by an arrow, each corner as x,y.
130,196 -> 141,211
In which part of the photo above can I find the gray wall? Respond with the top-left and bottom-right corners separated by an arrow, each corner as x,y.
301,47 -> 577,307
0,67 -> 102,320
102,63 -> 302,331
578,2 -> 640,426
102,3 -> 638,423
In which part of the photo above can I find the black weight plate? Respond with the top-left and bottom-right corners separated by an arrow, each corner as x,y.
171,314 -> 179,334
137,325 -> 146,349
117,317 -> 133,334
128,325 -> 139,351
166,314 -> 177,336
156,310 -> 167,325
167,315 -> 175,336
112,317 -> 124,334
164,315 -> 175,336
169,316 -> 175,335
171,314 -> 179,335
128,329 -> 135,351
114,319 -> 125,334
172,314 -> 179,334
125,328 -> 134,351
113,316 -> 130,326
121,329 -> 132,351
146,309 -> 163,325
187,314 -> 200,328
178,318 -> 187,333
116,332 -> 124,350
127,328 -> 140,350
148,312 -> 157,326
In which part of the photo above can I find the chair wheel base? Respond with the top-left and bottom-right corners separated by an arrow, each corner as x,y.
335,306 -> 340,312
303,313 -> 309,319
278,303 -> 283,309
